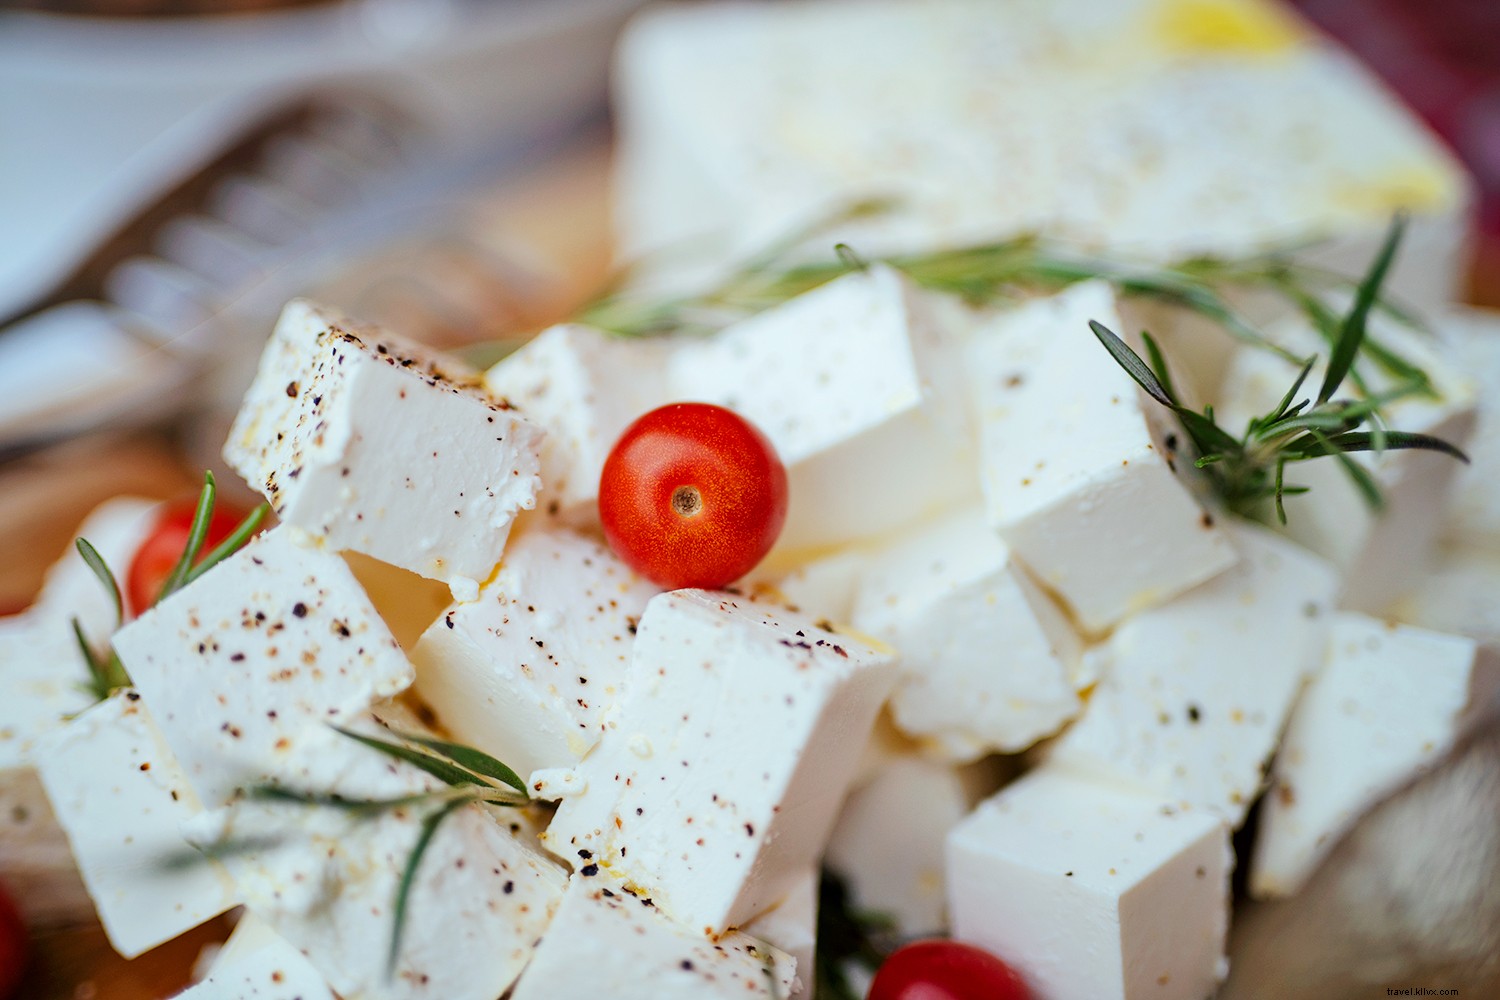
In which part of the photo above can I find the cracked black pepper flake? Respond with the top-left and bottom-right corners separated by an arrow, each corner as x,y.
579,864 -> 599,877
292,602 -> 308,618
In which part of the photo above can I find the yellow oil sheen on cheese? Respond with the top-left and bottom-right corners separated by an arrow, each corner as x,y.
1152,0 -> 1305,57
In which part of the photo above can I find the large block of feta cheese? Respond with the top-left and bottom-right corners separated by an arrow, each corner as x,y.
1251,614 -> 1500,898
112,526 -> 414,808
544,590 -> 897,935
742,867 -> 818,1000
482,324 -> 673,523
1216,315 -> 1477,613
35,689 -> 236,958
667,265 -> 977,549
614,0 -> 1469,312
948,768 -> 1231,1000
172,913 -> 333,1000
851,507 -> 1081,759
826,755 -> 990,937
511,873 -> 796,1000
1442,307 -> 1500,552
1048,520 -> 1337,825
410,526 -> 658,778
185,716 -> 567,1000
971,282 -> 1238,631
224,299 -> 544,594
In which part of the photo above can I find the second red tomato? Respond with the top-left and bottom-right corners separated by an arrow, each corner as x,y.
599,403 -> 788,590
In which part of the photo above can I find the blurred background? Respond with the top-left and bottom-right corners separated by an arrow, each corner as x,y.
0,0 -> 1497,996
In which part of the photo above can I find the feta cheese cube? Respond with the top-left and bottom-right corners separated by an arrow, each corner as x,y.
1250,614 -> 1500,897
35,689 -> 236,958
1216,315 -> 1478,613
1391,546 -> 1500,646
1048,520 -> 1337,825
971,282 -> 1238,631
172,913 -> 333,1000
947,768 -> 1231,1000
224,299 -> 544,592
667,266 -> 978,549
410,526 -> 658,777
851,507 -> 1081,758
112,526 -> 414,808
742,867 -> 818,1000
185,718 -> 566,1000
0,614 -> 95,773
511,873 -> 795,1000
614,0 -> 1469,311
544,590 -> 897,934
826,755 -> 990,937
482,324 -> 673,522
1442,307 -> 1500,551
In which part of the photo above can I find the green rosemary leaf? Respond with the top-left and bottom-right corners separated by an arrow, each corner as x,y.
247,784 -> 456,813
1088,321 -> 1176,407
1273,459 -> 1291,525
1266,356 -> 1318,426
1295,430 -> 1471,463
1318,216 -> 1404,404
157,473 -> 217,603
75,539 -> 122,629
1140,331 -> 1179,404
1174,407 -> 1242,458
1298,429 -> 1385,510
182,503 -> 270,589
72,617 -> 110,702
388,798 -> 468,978
392,732 -> 528,796
833,243 -> 868,273
330,726 -> 489,790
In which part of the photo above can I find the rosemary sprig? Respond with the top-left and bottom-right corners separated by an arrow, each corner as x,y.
72,471 -> 269,702
1087,218 -> 1467,523
244,723 -> 529,979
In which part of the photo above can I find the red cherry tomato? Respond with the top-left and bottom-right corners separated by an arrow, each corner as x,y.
126,499 -> 253,615
0,881 -> 27,1000
869,940 -> 1031,1000
598,402 -> 788,590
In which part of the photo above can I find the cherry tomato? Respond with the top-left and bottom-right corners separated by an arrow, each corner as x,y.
868,940 -> 1031,1000
126,498 -> 253,615
0,881 -> 27,999
598,402 -> 788,590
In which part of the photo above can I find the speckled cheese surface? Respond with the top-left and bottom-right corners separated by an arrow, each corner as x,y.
171,913 -> 334,1000
411,526 -> 659,778
224,299 -> 544,594
741,867 -> 818,1000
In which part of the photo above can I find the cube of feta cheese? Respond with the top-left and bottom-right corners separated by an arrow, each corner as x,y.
1391,546 -> 1500,646
224,299 -> 544,593
668,266 -> 978,549
185,718 -> 566,1000
35,688 -> 237,958
850,507 -> 1081,759
1048,520 -> 1337,825
410,526 -> 658,777
482,324 -> 673,523
742,867 -> 818,1000
544,590 -> 897,935
971,282 -> 1238,631
511,873 -> 795,1000
947,768 -> 1231,1000
112,526 -> 414,808
1250,614 -> 1500,897
171,913 -> 333,1000
1216,315 -> 1478,613
826,755 -> 991,937
1442,307 -> 1500,551
614,0 -> 1469,312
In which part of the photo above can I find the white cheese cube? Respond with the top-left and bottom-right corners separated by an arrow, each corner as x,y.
544,590 -> 897,934
1215,315 -> 1477,613
410,526 -> 658,777
36,689 -> 236,958
511,873 -> 795,1000
668,266 -> 977,549
948,769 -> 1231,1000
826,755 -> 987,937
482,324 -> 673,522
185,717 -> 566,1000
1443,307 -> 1500,551
1048,520 -> 1337,825
224,299 -> 544,592
614,0 -> 1469,311
112,526 -> 414,808
851,507 -> 1081,758
1392,546 -> 1500,645
1251,614 -> 1500,897
971,282 -> 1238,631
742,867 -> 818,1000
172,913 -> 333,1000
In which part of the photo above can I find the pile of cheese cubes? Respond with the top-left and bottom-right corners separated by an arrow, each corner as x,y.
1,1 -> 1499,998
